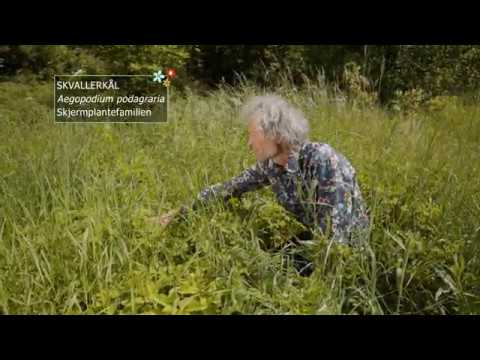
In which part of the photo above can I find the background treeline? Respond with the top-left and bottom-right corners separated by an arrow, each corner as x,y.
1,45 -> 479,103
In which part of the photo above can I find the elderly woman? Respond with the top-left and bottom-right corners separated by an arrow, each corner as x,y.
157,95 -> 369,270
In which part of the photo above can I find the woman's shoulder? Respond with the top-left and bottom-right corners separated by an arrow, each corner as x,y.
301,142 -> 357,179
300,141 -> 336,161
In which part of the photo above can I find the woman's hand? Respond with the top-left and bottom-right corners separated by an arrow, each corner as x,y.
148,208 -> 180,227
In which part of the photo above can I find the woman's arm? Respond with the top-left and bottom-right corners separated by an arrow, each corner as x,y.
155,161 -> 271,225
191,160 -> 270,210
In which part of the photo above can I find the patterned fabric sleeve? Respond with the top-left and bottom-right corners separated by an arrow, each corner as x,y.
186,160 -> 271,211
301,144 -> 338,237
301,143 -> 369,244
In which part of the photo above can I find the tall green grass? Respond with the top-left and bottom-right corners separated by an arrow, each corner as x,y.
0,79 -> 479,314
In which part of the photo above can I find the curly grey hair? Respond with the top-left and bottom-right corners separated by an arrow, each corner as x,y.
240,94 -> 309,150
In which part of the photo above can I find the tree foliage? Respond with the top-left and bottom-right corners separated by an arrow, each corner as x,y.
1,45 -> 479,102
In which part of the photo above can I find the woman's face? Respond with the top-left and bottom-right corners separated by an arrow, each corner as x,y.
247,118 -> 279,162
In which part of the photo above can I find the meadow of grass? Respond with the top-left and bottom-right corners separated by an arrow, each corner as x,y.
0,77 -> 479,314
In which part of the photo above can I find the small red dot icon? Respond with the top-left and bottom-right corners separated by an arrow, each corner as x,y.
166,68 -> 176,79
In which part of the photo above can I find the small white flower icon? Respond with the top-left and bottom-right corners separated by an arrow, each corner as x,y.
153,70 -> 166,83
